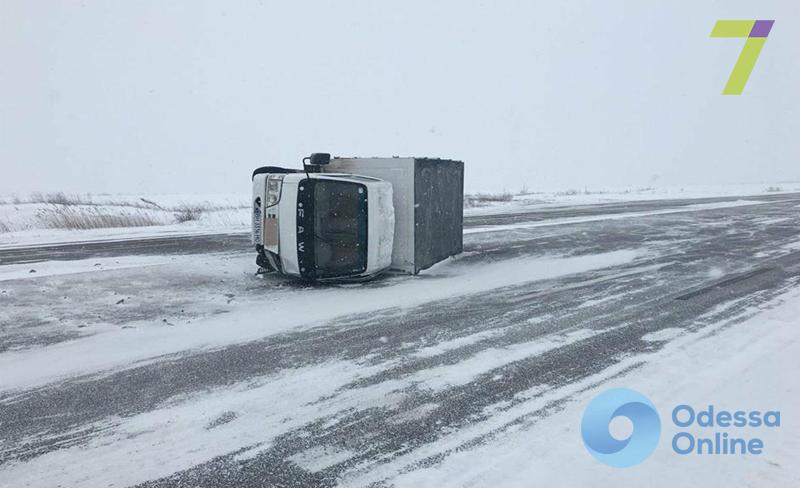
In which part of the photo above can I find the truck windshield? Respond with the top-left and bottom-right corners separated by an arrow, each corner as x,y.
296,179 -> 368,279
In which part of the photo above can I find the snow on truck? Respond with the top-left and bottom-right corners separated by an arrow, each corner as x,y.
251,154 -> 464,281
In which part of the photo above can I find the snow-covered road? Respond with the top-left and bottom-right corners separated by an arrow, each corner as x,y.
1,194 -> 799,487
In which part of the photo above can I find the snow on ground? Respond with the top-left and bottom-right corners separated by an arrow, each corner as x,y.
0,193 -> 249,247
1,183 -> 798,247
0,251 -> 258,354
341,287 -> 800,488
465,199 -> 775,234
15,271 -> 790,488
465,182 -> 800,216
0,246 -> 655,488
1,191 -> 798,487
411,327 -> 609,391
0,249 -> 642,392
0,224 -> 248,249
0,255 -> 174,282
0,359 -> 382,487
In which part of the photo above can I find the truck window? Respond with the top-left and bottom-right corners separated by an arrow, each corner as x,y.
297,179 -> 368,279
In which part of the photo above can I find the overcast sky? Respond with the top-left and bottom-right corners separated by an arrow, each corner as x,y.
1,1 -> 798,195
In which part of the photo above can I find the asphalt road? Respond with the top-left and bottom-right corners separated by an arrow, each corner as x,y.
1,193 -> 800,487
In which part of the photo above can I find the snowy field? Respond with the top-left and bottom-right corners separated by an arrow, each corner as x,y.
1,189 -> 799,487
463,182 -> 800,215
1,182 -> 799,247
0,192 -> 249,247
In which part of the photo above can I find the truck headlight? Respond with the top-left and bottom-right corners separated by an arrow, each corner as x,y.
266,174 -> 284,207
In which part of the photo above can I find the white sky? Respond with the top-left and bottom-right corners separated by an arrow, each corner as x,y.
1,1 -> 798,194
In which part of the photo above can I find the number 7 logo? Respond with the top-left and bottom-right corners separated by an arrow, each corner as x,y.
710,20 -> 774,95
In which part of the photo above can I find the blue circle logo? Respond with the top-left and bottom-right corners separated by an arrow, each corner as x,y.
581,388 -> 661,467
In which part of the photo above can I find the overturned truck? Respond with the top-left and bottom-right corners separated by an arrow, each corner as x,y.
251,154 -> 464,281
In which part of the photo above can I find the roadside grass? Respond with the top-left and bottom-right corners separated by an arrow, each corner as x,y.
0,192 -> 251,232
464,192 -> 514,208
554,188 -> 609,196
35,206 -> 164,230
17,192 -> 248,211
33,202 -> 237,230
173,204 -> 205,223
28,192 -> 89,206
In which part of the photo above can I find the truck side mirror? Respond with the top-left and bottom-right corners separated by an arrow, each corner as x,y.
303,153 -> 331,166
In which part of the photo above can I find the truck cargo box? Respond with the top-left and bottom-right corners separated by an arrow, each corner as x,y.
323,157 -> 464,274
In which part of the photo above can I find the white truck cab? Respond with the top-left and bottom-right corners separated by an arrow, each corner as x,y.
252,154 -> 463,282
